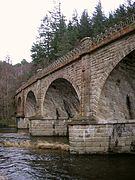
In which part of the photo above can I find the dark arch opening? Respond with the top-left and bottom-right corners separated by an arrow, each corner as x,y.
25,91 -> 36,117
97,50 -> 135,121
17,96 -> 21,108
17,97 -> 22,115
126,95 -> 133,119
43,78 -> 80,119
17,97 -> 21,107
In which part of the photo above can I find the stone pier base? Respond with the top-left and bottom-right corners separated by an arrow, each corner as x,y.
69,119 -> 135,154
29,117 -> 69,136
16,117 -> 29,129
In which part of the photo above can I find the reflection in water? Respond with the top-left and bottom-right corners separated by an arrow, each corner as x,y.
0,130 -> 135,179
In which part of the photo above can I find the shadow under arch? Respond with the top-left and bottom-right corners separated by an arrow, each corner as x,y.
25,91 -> 37,118
95,45 -> 135,107
17,97 -> 22,114
43,78 -> 80,120
97,50 -> 135,122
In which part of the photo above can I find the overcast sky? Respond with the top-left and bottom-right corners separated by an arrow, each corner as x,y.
0,0 -> 127,64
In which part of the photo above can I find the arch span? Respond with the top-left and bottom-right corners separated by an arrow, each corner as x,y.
43,78 -> 80,119
97,50 -> 135,121
25,91 -> 37,118
97,42 -> 135,101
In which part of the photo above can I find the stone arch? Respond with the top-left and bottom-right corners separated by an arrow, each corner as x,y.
43,78 -> 80,119
25,90 -> 37,117
91,40 -> 135,117
98,32 -> 135,89
45,75 -> 81,101
96,50 -> 135,121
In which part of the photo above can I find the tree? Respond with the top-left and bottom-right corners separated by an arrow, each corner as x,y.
31,14 -> 53,68
91,0 -> 106,36
0,56 -> 33,124
49,1 -> 70,59
67,10 -> 80,48
21,59 -> 28,65
126,0 -> 135,15
113,4 -> 127,22
31,42 -> 46,68
0,61 -> 16,123
31,1 -> 69,68
78,10 -> 92,39
31,0 -> 135,69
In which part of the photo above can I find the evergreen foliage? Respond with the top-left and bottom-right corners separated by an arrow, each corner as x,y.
91,1 -> 106,36
78,10 -> 92,39
31,0 -> 135,69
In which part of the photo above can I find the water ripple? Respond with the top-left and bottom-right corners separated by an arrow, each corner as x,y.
0,132 -> 135,179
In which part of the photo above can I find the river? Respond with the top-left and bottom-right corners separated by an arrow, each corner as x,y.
0,129 -> 135,180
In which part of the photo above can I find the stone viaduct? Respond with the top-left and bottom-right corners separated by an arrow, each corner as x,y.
16,15 -> 135,154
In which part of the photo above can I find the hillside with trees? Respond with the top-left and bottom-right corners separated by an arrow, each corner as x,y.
0,0 -> 135,126
31,0 -> 135,69
0,59 -> 33,127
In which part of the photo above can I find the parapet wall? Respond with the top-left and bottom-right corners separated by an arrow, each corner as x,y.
16,14 -> 135,95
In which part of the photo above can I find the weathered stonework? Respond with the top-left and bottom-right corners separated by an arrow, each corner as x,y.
96,55 -> 135,121
29,118 -> 70,136
15,15 -> 135,154
69,120 -> 135,154
17,117 -> 29,129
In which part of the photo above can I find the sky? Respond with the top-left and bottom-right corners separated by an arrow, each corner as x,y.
0,0 -> 127,64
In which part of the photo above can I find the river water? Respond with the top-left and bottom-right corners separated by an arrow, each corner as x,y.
0,129 -> 135,180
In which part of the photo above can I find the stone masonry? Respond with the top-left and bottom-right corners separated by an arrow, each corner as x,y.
16,15 -> 135,154
69,120 -> 135,154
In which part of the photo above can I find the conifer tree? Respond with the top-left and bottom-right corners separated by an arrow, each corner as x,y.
114,4 -> 127,22
67,10 -> 80,48
31,1 -> 69,67
126,0 -> 135,15
31,14 -> 53,68
79,10 -> 92,39
50,2 -> 69,59
91,0 -> 106,36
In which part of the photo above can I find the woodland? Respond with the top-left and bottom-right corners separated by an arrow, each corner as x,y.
0,0 -> 134,126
